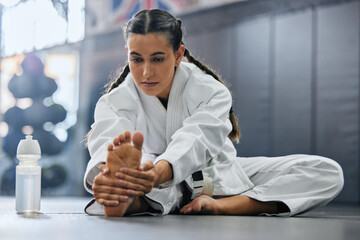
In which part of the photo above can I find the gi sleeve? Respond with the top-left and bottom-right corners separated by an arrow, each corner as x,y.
83,87 -> 138,193
155,75 -> 233,187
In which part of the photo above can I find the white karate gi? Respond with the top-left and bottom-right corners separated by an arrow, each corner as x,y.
84,62 -> 344,216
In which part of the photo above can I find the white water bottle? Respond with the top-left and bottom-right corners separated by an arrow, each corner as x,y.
15,135 -> 41,213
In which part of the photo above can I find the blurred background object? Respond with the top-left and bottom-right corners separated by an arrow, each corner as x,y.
0,0 -> 359,204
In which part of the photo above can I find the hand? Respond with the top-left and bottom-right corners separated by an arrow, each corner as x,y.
114,160 -> 156,197
92,164 -> 130,207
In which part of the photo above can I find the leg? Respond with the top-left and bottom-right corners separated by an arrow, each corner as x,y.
181,155 -> 343,216
104,131 -> 145,217
238,154 -> 344,215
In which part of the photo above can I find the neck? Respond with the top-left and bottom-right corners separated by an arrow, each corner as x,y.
158,97 -> 168,109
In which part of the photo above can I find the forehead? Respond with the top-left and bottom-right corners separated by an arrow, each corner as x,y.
127,33 -> 172,53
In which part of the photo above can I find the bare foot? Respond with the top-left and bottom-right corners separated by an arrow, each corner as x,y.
104,131 -> 143,217
180,195 -> 221,215
181,195 -> 281,216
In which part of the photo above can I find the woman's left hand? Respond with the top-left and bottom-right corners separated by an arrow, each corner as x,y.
114,160 -> 156,196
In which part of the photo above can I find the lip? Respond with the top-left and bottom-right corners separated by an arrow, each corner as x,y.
141,82 -> 158,88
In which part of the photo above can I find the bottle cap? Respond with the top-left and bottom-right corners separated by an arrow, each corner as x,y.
17,135 -> 41,155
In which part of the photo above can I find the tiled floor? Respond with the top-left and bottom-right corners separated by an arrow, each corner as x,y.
0,197 -> 359,240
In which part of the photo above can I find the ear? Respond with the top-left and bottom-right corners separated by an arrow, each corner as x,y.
125,45 -> 128,52
175,45 -> 185,67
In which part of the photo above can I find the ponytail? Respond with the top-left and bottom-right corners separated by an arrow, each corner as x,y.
183,48 -> 240,143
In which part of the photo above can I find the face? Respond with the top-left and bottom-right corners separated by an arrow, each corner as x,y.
126,33 -> 184,99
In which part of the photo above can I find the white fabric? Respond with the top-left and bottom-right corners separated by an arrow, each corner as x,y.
84,62 -> 254,214
84,62 -> 344,216
238,154 -> 344,216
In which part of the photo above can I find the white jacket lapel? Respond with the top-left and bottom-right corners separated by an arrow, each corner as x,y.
166,63 -> 191,144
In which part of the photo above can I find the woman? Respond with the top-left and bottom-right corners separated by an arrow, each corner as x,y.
84,9 -> 343,217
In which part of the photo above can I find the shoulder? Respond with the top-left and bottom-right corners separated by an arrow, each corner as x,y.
97,74 -> 139,112
181,62 -> 232,104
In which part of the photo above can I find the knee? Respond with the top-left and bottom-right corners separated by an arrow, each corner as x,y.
313,156 -> 344,195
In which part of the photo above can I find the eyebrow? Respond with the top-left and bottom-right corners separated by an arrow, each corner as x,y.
130,51 -> 166,56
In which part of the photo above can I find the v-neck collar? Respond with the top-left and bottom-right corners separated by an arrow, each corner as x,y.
132,62 -> 192,144
165,62 -> 190,144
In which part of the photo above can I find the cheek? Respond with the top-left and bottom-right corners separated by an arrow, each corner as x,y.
129,64 -> 141,77
160,63 -> 175,77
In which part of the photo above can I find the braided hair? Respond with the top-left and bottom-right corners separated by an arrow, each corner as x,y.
105,9 -> 240,142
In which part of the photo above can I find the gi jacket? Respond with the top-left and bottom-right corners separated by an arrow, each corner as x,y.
84,62 -> 253,214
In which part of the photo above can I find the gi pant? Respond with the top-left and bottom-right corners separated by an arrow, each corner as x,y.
239,154 -> 344,216
85,154 -> 344,216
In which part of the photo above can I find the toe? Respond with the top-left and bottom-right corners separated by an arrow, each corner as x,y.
107,144 -> 114,151
113,138 -> 120,146
132,131 -> 144,150
124,131 -> 131,143
118,134 -> 125,144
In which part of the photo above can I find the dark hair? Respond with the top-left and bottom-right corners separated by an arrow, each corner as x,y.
106,9 -> 240,142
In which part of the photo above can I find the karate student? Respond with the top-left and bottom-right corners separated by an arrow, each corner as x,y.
84,9 -> 344,217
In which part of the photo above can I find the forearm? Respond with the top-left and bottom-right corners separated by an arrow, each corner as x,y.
154,160 -> 173,186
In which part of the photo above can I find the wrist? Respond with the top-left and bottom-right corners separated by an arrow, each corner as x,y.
154,160 -> 173,186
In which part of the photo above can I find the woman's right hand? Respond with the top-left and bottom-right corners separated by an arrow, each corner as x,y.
92,164 -> 130,207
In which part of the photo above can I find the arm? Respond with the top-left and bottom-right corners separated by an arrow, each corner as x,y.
115,72 -> 233,194
153,160 -> 173,185
155,76 -> 233,187
84,83 -> 138,194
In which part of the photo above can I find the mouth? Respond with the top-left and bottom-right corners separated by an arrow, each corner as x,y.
141,81 -> 158,88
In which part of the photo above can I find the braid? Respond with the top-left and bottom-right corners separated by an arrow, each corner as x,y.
183,48 -> 240,143
106,64 -> 130,93
184,48 -> 224,84
85,64 -> 130,147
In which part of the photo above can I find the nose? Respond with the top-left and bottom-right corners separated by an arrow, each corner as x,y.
143,62 -> 153,78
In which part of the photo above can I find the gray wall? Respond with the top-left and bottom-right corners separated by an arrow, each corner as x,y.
81,0 -> 360,203
183,0 -> 360,203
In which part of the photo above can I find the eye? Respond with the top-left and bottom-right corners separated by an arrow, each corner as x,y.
131,58 -> 143,63
152,57 -> 164,63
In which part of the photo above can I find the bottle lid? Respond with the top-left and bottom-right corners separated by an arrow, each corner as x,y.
17,135 -> 41,155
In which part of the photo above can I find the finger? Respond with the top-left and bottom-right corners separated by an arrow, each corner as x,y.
115,173 -> 154,192
125,189 -> 146,197
119,167 -> 155,180
115,171 -> 150,182
97,198 -> 119,207
117,179 -> 152,193
141,161 -> 155,171
99,164 -> 109,175
92,184 -> 128,195
93,175 -> 124,188
94,192 -> 129,202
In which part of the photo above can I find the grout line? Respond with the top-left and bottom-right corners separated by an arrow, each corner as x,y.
311,6 -> 318,155
268,15 -> 276,157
